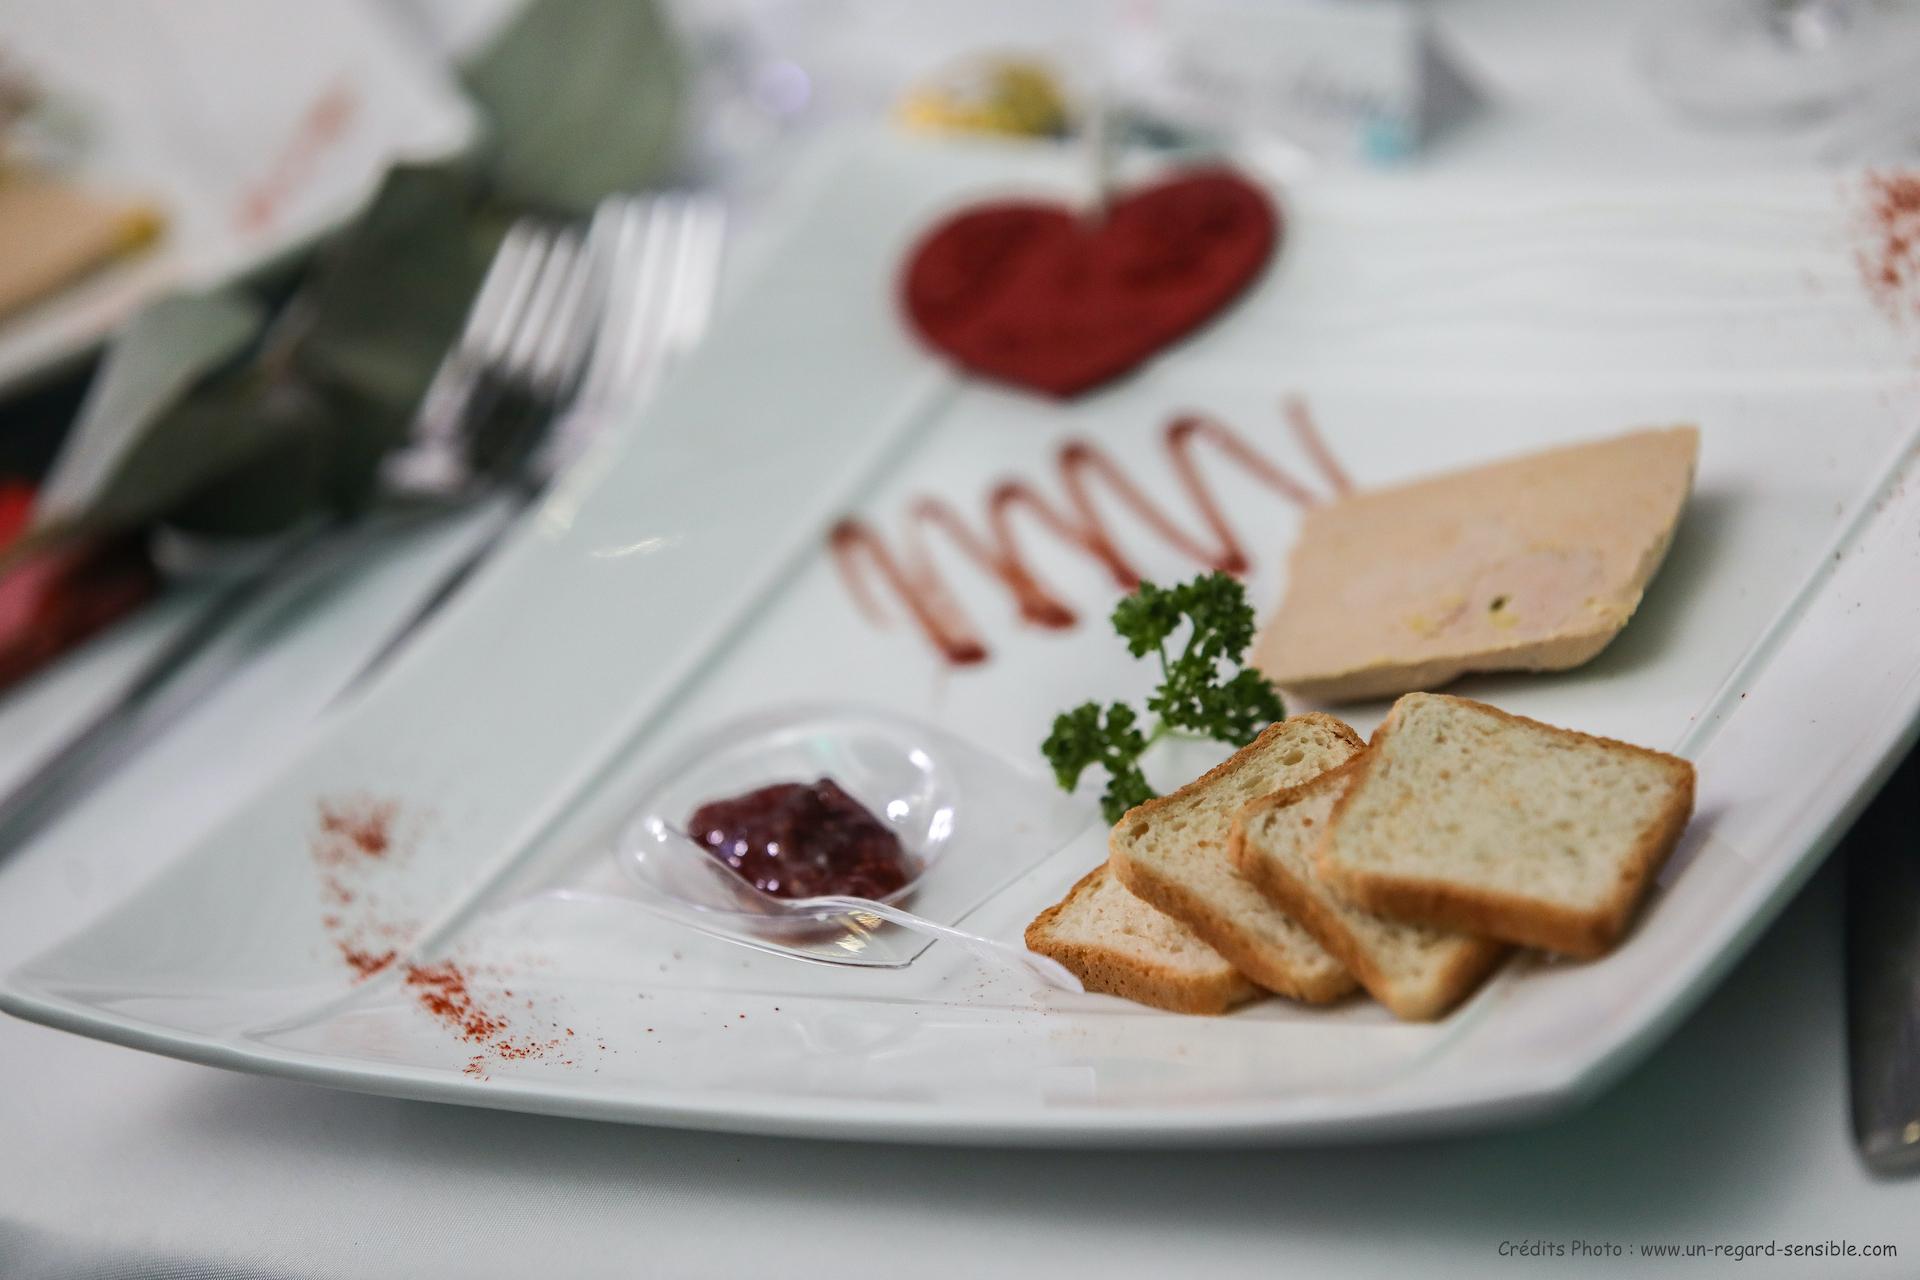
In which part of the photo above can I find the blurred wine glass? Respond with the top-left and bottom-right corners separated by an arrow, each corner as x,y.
1642,0 -> 1920,128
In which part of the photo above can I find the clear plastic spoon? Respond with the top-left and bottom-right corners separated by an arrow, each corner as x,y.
648,823 -> 1084,993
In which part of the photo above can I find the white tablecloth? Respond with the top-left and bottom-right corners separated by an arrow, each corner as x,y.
4,2 -> 1918,1275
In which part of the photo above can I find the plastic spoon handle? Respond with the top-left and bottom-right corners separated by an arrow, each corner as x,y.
513,887 -> 1083,992
801,896 -> 1084,993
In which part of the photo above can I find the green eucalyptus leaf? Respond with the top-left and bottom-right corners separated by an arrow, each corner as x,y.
75,369 -> 326,540
293,162 -> 490,510
464,0 -> 686,212
159,381 -> 334,538
28,289 -> 265,544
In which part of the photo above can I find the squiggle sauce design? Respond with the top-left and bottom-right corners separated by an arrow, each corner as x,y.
829,399 -> 1353,665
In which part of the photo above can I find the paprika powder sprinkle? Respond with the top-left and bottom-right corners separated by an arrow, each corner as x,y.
306,794 -> 601,1074
398,955 -> 578,1068
315,796 -> 397,862
1857,170 -> 1920,322
310,794 -> 412,983
403,961 -> 509,1043
338,943 -> 397,980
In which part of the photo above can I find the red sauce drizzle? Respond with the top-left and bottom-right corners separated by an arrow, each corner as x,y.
829,398 -> 1351,664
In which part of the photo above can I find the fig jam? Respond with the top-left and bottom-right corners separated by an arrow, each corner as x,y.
687,778 -> 912,900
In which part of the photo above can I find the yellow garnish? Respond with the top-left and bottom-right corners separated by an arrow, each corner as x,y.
896,57 -> 1070,139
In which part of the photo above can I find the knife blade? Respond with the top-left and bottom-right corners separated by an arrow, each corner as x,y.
1844,740 -> 1920,1175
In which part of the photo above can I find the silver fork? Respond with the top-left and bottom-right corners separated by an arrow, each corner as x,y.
382,220 -> 598,500
0,219 -> 599,858
335,192 -> 727,698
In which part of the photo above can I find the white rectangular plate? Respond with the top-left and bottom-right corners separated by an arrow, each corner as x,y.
5,133 -> 1920,1146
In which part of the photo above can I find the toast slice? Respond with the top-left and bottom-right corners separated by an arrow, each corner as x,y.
1315,693 -> 1694,957
1232,758 -> 1508,1020
1253,426 -> 1699,702
1025,864 -> 1259,1015
1108,714 -> 1363,1002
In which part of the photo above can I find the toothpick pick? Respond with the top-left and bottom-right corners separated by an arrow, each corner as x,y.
1085,75 -> 1114,224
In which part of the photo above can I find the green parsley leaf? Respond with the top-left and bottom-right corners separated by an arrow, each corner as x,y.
1109,579 -> 1183,658
1040,571 -> 1286,822
1042,700 -> 1154,823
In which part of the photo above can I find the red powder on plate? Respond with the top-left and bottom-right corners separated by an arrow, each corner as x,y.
403,961 -> 510,1044
397,958 -> 572,1069
315,796 -> 397,862
338,942 -> 397,980
1857,170 -> 1920,322
306,795 -> 598,1074
310,794 -> 413,983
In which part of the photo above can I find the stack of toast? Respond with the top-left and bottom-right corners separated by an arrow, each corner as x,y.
1027,693 -> 1695,1019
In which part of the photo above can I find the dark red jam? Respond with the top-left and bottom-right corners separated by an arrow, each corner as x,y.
687,778 -> 912,900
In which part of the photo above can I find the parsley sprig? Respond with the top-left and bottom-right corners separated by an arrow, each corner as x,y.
1041,572 -> 1286,823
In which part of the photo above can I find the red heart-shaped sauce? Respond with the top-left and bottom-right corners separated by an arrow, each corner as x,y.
900,169 -> 1279,398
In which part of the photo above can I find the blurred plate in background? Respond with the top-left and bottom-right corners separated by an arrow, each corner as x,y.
0,0 -> 476,394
